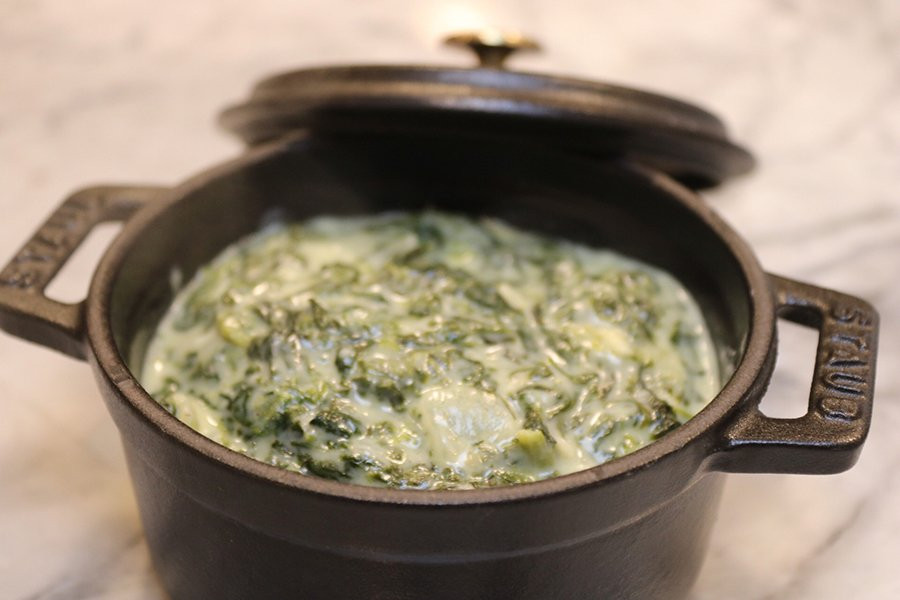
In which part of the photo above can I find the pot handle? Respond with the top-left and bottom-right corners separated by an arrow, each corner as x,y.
0,185 -> 163,360
713,274 -> 878,474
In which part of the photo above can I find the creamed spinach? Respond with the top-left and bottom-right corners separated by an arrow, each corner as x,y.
142,212 -> 719,489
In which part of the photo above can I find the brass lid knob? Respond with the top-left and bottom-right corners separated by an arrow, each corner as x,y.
444,30 -> 540,69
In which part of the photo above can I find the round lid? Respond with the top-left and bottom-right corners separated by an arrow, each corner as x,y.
220,31 -> 753,187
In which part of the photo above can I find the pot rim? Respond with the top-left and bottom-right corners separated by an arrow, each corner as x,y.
84,136 -> 775,507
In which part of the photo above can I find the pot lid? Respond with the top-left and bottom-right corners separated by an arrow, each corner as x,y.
220,31 -> 753,188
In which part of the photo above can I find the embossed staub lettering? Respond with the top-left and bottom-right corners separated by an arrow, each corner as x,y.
831,305 -> 874,327
819,397 -> 861,421
824,371 -> 866,396
817,304 -> 875,421
0,192 -> 104,292
0,269 -> 38,290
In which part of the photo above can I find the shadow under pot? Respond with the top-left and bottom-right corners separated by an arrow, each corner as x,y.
0,56 -> 878,600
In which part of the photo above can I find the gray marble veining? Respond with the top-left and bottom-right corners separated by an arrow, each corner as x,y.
1,1 -> 898,598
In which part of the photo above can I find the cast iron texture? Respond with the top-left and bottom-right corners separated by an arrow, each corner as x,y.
219,65 -> 754,188
0,135 -> 879,599
0,186 -> 162,359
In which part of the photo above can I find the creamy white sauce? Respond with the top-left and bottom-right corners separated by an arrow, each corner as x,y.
141,212 -> 719,489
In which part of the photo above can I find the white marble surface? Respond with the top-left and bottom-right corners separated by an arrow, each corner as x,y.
1,1 -> 898,598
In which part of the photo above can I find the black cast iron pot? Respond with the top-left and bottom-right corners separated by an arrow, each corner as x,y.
0,36 -> 879,600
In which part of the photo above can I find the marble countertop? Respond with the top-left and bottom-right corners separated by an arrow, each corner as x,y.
1,1 -> 897,598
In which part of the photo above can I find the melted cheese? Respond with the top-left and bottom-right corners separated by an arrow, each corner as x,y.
141,212 -> 719,489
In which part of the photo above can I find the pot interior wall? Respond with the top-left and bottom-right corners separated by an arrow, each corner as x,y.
109,134 -> 751,385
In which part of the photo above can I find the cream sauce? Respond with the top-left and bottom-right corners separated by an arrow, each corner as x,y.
142,212 -> 719,489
